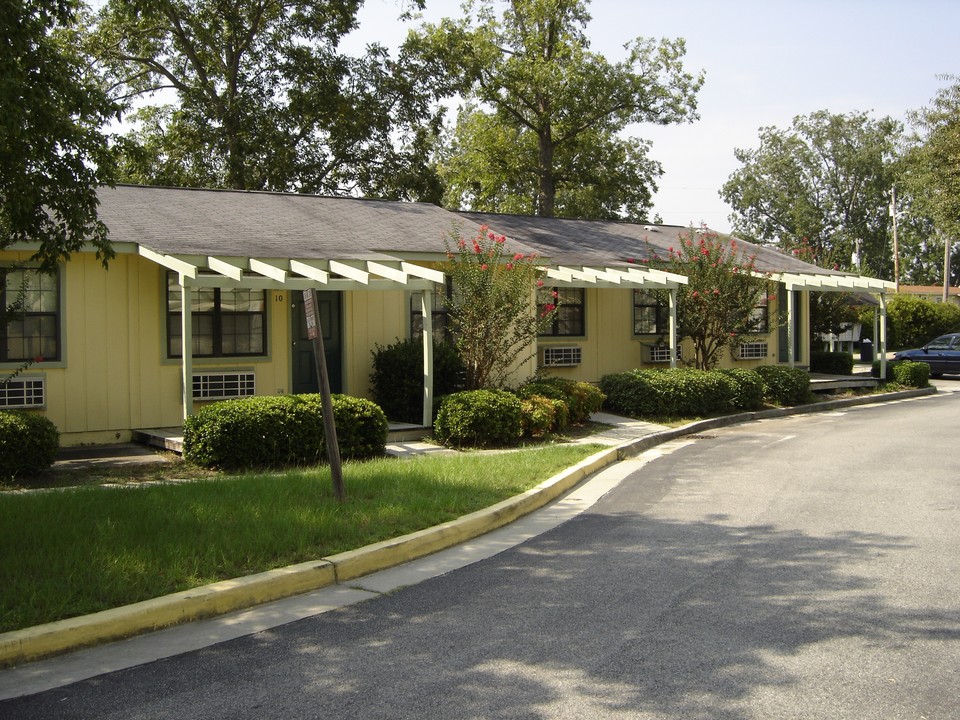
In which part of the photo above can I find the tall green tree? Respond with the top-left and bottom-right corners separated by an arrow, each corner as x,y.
721,110 -> 902,279
1,0 -> 118,270
903,75 -> 960,287
91,0 -> 444,198
407,0 -> 703,219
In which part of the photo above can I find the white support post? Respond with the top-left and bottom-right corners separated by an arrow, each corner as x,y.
180,276 -> 194,419
878,292 -> 888,380
421,287 -> 435,428
787,289 -> 796,367
668,288 -> 678,369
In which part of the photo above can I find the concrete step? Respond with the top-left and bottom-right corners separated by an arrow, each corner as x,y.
131,423 -> 433,456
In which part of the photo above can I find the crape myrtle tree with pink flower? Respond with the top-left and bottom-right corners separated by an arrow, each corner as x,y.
645,227 -> 775,370
442,225 -> 558,389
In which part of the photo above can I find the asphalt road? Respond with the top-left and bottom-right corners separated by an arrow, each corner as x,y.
3,385 -> 959,719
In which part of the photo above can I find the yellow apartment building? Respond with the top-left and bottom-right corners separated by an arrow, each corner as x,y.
1,186 -> 893,446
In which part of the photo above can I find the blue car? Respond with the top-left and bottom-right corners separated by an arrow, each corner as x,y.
894,333 -> 960,377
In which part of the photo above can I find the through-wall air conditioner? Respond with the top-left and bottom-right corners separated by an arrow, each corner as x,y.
542,347 -> 582,367
192,371 -> 256,399
647,345 -> 681,363
0,377 -> 45,408
737,341 -> 769,360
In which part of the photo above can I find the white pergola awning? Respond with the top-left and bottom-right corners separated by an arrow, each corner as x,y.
140,246 -> 447,424
137,247 -> 444,290
766,271 -> 895,293
539,264 -> 687,289
759,270 -> 895,377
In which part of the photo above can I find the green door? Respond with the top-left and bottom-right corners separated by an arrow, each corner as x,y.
778,287 -> 802,363
291,291 -> 342,394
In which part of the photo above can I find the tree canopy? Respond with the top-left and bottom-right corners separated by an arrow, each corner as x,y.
90,0 -> 444,199
1,0 -> 118,270
407,0 -> 703,219
721,110 -> 902,279
902,75 -> 960,287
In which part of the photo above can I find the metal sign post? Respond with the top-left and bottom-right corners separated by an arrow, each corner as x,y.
302,289 -> 346,502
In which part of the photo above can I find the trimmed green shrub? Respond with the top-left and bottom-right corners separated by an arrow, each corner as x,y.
719,368 -> 765,410
370,338 -> 465,424
183,394 -> 387,470
599,368 -> 737,419
0,411 -> 59,478
434,390 -> 523,447
517,377 -> 605,424
870,359 -> 910,379
299,394 -> 388,461
755,365 -> 810,406
889,360 -> 930,388
184,396 -> 321,470
810,351 -> 854,375
519,394 -> 569,437
870,359 -> 891,378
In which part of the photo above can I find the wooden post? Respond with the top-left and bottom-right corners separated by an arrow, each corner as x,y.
180,276 -> 193,419
787,289 -> 796,367
420,287 -> 435,428
878,292 -> 888,381
303,289 -> 345,502
668,287 -> 678,369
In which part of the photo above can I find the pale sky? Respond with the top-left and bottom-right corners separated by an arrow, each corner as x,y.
345,0 -> 958,232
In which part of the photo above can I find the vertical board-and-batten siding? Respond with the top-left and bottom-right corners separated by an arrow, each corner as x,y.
343,288 -> 408,400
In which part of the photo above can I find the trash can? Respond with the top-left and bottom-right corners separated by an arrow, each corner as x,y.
860,339 -> 873,362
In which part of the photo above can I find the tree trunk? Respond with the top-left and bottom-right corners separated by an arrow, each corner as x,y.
536,128 -> 555,217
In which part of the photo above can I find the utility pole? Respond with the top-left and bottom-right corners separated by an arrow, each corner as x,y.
944,233 -> 952,304
890,185 -> 900,293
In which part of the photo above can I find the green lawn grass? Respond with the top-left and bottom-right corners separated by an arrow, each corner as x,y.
0,445 -> 601,633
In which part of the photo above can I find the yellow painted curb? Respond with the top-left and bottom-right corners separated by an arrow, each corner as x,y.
0,446 -> 619,668
0,560 -> 336,667
330,447 -> 619,582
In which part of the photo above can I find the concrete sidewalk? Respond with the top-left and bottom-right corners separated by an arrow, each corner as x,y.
54,443 -> 174,469
56,413 -> 667,464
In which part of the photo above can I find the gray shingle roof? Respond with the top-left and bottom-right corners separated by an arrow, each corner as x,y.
94,185 -> 542,260
456,211 -> 849,276
93,185 -> 860,281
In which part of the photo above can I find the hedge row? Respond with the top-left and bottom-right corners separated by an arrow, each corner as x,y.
0,411 -> 59,479
183,394 -> 387,470
599,366 -> 810,419
435,365 -> 817,447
